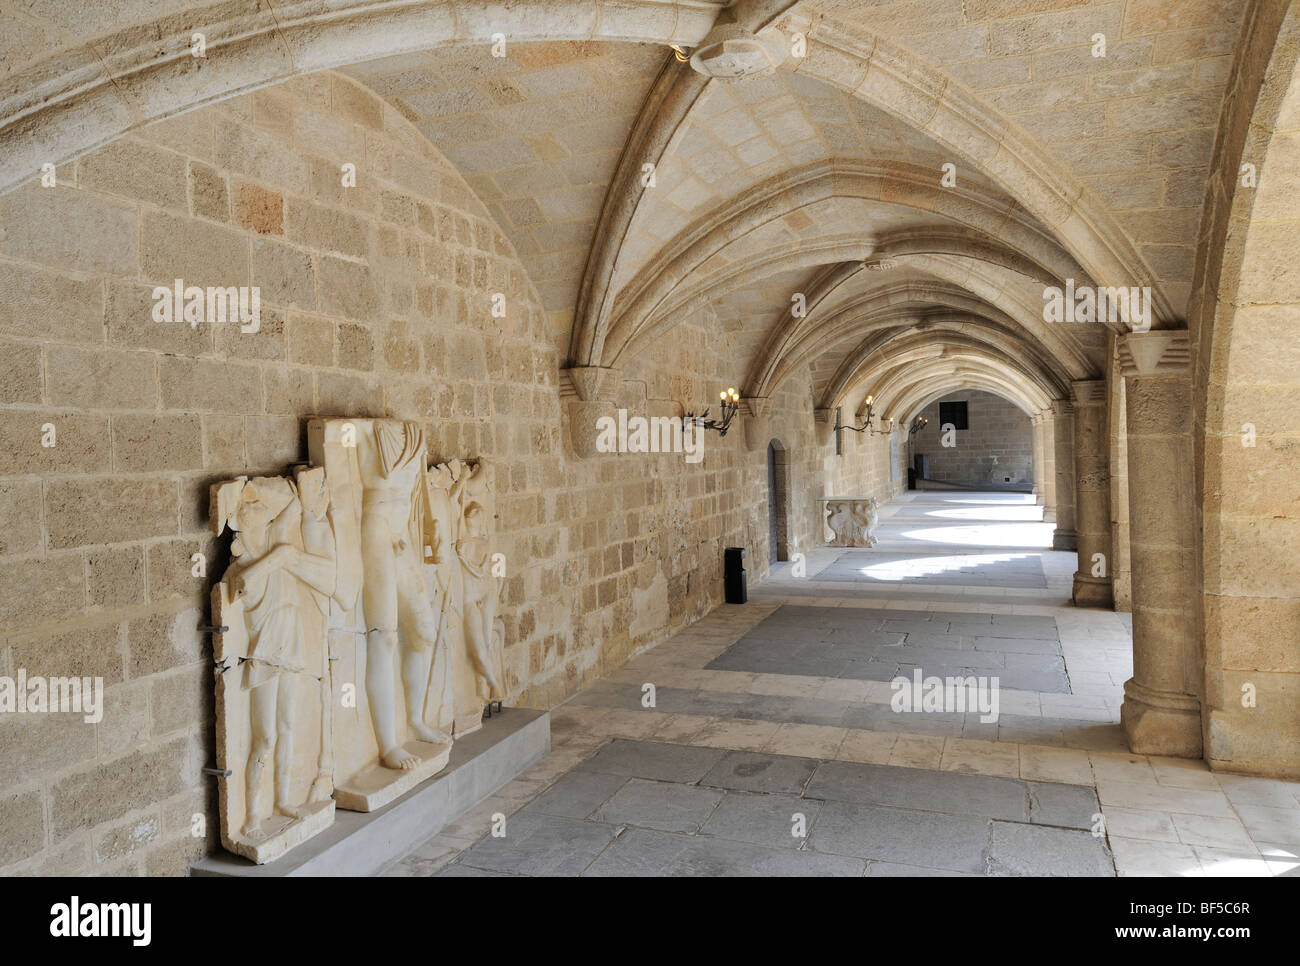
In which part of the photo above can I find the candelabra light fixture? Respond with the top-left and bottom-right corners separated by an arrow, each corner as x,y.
909,415 -> 929,437
687,386 -> 741,436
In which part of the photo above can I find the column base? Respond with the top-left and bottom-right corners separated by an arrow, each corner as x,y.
1071,572 -> 1113,608
1052,528 -> 1077,551
1121,678 -> 1202,758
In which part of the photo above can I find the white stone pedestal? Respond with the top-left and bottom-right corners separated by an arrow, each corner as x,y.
817,497 -> 880,547
190,708 -> 549,877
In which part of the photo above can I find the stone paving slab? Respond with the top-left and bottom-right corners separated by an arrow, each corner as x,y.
453,810 -> 621,876
707,604 -> 1070,693
809,801 -> 993,873
438,739 -> 1116,877
806,759 -> 1031,822
988,822 -> 1114,876
563,679 -> 1130,751
1028,780 -> 1101,830
591,778 -> 724,833
865,861 -> 980,877
698,791 -> 819,850
577,738 -> 725,783
698,749 -> 819,794
582,827 -> 868,877
528,769 -> 629,819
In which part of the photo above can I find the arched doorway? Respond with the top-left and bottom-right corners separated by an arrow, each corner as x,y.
767,440 -> 790,563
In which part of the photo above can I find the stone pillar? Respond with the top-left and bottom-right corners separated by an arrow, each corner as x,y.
1108,346 -> 1133,612
1039,410 -> 1057,522
1050,399 -> 1077,550
1071,380 -> 1113,607
1030,413 -> 1045,504
1117,331 -> 1202,758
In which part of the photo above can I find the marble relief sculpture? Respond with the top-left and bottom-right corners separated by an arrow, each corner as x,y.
211,468 -> 339,863
456,459 -> 506,719
211,417 -> 507,863
824,496 -> 880,547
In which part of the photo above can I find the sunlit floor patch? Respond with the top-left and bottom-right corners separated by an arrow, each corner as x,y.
815,551 -> 1048,589
915,506 -> 1046,522
897,522 -> 1057,548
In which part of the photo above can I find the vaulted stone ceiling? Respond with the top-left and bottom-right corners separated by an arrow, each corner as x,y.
0,0 -> 1248,420
816,0 -> 1246,314
342,41 -> 668,321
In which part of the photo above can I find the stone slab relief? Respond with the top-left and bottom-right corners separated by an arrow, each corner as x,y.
822,497 -> 879,547
210,417 -> 505,863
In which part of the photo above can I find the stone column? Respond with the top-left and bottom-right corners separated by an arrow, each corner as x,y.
1030,413 -> 1045,505
1071,380 -> 1114,607
1050,399 -> 1077,551
1117,331 -> 1201,758
1039,410 -> 1057,522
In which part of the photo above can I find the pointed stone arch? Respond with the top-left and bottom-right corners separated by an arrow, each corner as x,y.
1191,0 -> 1300,778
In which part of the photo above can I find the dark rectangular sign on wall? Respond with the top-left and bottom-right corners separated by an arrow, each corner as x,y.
939,400 -> 969,430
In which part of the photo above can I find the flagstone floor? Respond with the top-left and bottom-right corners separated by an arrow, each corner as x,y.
386,492 -> 1300,877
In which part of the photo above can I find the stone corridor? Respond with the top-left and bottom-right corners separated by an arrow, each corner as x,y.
3,0 -> 1299,883
388,494 -> 1300,877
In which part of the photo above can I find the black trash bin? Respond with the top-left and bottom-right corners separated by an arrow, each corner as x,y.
724,546 -> 747,604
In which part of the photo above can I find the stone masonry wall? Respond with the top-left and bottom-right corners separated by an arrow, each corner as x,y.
0,74 -> 841,874
907,390 -> 1034,486
822,416 -> 904,540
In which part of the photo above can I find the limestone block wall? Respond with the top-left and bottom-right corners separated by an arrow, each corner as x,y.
906,391 -> 1034,486
0,74 -> 837,875
825,421 -> 903,503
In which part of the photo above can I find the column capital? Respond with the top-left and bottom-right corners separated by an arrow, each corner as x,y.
812,408 -> 832,424
1070,379 -> 1107,406
560,366 -> 621,402
1051,398 -> 1074,418
1117,330 -> 1190,378
741,395 -> 773,452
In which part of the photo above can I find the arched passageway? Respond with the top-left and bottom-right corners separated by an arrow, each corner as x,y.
0,0 -> 1295,880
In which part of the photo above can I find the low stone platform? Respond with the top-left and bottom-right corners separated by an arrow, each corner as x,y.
191,708 -> 549,877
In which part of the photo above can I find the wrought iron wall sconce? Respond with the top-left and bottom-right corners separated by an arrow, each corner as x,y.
687,387 -> 740,436
908,415 -> 929,437
834,395 -> 878,451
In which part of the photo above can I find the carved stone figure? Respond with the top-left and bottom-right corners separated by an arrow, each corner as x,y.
422,459 -> 465,737
213,417 -> 512,858
306,418 -> 453,812
455,460 -> 505,722
824,497 -> 880,547
355,419 -> 448,766
211,469 -> 338,863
